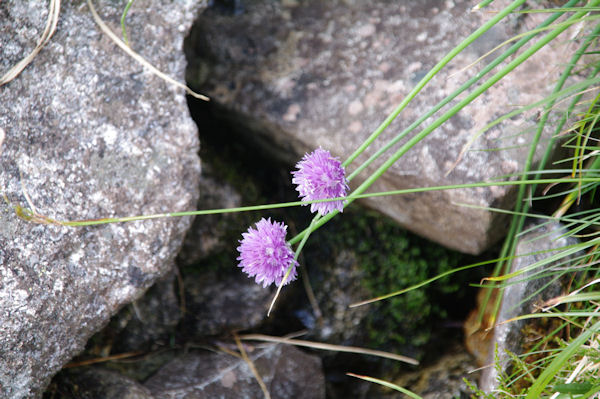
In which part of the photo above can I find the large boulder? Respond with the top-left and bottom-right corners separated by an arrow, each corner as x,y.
143,345 -> 326,399
186,0 -> 574,254
0,1 -> 203,397
51,368 -> 154,399
391,345 -> 479,399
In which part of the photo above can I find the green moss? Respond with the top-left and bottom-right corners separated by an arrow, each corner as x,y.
328,209 -> 473,355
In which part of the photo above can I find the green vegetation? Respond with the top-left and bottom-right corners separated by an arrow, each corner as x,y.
329,210 -> 470,352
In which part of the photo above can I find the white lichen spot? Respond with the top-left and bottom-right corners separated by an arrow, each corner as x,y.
348,99 -> 364,115
376,63 -> 390,74
357,23 -> 376,37
407,61 -> 422,74
348,120 -> 362,133
489,185 -> 506,197
14,289 -> 29,304
0,127 -> 5,154
90,191 -> 105,204
385,80 -> 405,93
283,103 -> 301,122
69,249 -> 84,265
501,160 -> 518,175
221,369 -> 237,388
416,32 -> 427,42
273,76 -> 296,97
53,279 -> 64,293
101,124 -> 119,146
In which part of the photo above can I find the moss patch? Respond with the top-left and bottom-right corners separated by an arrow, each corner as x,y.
320,208 -> 477,357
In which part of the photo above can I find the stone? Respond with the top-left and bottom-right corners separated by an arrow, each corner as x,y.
471,222 -> 579,392
178,170 -> 242,266
0,1 -> 203,397
182,270 -> 273,336
144,344 -> 325,399
391,345 -> 479,399
49,368 -> 154,399
308,249 -> 372,344
185,0 -> 577,254
110,272 -> 182,354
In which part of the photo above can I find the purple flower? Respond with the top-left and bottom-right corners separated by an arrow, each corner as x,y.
292,148 -> 349,215
236,218 -> 298,288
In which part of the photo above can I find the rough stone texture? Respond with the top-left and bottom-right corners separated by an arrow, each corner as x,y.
391,346 -> 479,399
183,270 -> 273,336
178,170 -> 242,266
309,249 -> 371,344
186,0 -> 577,254
51,368 -> 154,399
144,344 -> 325,399
0,1 -> 203,397
477,222 -> 579,393
110,272 -> 182,353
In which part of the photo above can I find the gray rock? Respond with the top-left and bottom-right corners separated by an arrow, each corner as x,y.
183,270 -> 273,336
479,221 -> 579,392
310,249 -> 371,343
186,0 -> 575,254
390,345 -> 479,399
111,272 -> 182,353
144,344 -> 325,399
50,368 -> 154,399
178,171 -> 242,265
0,1 -> 203,397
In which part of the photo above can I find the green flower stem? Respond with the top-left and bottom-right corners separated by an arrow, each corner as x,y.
350,55 -> 600,183
352,238 -> 596,308
475,72 -> 600,136
517,7 -> 600,13
268,216 -> 318,316
559,151 -> 600,215
556,92 -> 600,215
350,256 -> 507,308
347,0 -> 583,183
450,202 -> 600,228
120,0 -> 135,45
526,319 -> 600,398
473,0 -> 496,10
291,2 -> 597,246
484,19 -> 600,325
341,0 -> 527,169
22,177 -> 600,227
486,240 -> 598,283
285,175 -> 600,245
506,311 -> 600,322
346,373 -> 423,399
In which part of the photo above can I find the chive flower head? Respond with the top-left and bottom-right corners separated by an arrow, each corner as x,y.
292,148 -> 348,215
236,218 -> 298,287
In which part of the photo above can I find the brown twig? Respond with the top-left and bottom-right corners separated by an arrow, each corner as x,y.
0,0 -> 61,86
234,333 -> 271,399
64,351 -> 144,368
86,0 -> 209,101
239,333 -> 418,365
